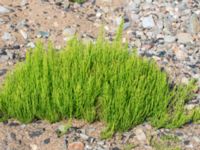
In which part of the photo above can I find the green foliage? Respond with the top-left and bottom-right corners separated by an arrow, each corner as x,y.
70,0 -> 86,4
0,25 -> 199,135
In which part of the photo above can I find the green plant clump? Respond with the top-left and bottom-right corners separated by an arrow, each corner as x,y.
0,26 -> 199,134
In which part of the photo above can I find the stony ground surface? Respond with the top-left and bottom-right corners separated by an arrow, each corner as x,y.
0,0 -> 200,149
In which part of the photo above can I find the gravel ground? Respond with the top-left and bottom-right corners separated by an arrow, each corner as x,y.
0,0 -> 200,149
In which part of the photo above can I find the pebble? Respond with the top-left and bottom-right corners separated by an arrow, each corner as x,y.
63,27 -> 76,36
177,33 -> 193,43
0,5 -> 11,14
29,129 -> 44,138
1,32 -> 12,41
141,15 -> 155,28
37,31 -> 49,38
43,138 -> 50,144
112,147 -> 121,150
20,30 -> 28,40
0,69 -> 7,76
164,35 -> 176,43
27,42 -> 35,48
135,128 -> 147,144
80,133 -> 89,140
189,14 -> 200,34
0,18 -> 5,25
68,142 -> 84,150
30,144 -> 38,150
10,132 -> 17,141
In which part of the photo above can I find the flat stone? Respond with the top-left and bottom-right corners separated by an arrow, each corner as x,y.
37,31 -> 49,38
79,133 -> 89,140
124,22 -> 131,30
1,32 -> 12,41
177,33 -> 193,43
68,142 -> 84,150
189,14 -> 200,34
0,6 -> 10,14
63,27 -> 76,36
29,129 -> 44,138
30,144 -> 38,150
164,35 -> 176,43
142,15 -> 155,28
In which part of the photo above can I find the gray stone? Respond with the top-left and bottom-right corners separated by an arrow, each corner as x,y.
63,27 -> 76,36
80,133 -> 89,140
177,33 -> 193,43
0,6 -> 10,14
127,1 -> 139,12
123,22 -> 131,30
37,31 -> 50,38
1,32 -> 12,41
145,0 -> 153,3
20,0 -> 28,6
6,51 -> 15,59
0,18 -> 5,25
164,35 -> 176,43
29,129 -> 44,138
142,15 -> 155,28
189,14 -> 200,34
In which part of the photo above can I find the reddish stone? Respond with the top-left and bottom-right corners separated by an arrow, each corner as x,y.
68,142 -> 84,150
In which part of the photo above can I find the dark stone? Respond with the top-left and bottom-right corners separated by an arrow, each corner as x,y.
3,120 -> 8,125
112,147 -> 121,150
13,45 -> 20,49
175,132 -> 183,137
29,130 -> 44,138
9,122 -> 20,127
10,132 -> 16,140
0,69 -> 7,76
184,140 -> 190,145
87,137 -> 95,143
44,138 -> 50,144
157,51 -> 166,57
